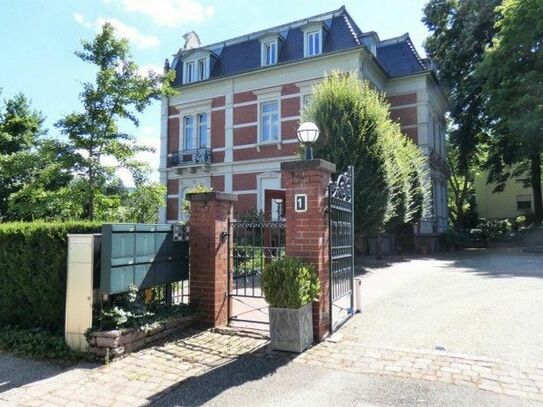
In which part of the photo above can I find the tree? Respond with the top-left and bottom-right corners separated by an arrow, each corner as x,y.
122,183 -> 166,223
0,93 -> 47,218
302,72 -> 429,236
56,22 -> 175,221
477,0 -> 543,223
423,0 -> 500,171
447,140 -> 478,229
3,139 -> 78,220
423,0 -> 501,228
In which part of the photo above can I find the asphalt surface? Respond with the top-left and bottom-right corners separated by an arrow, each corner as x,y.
350,248 -> 543,364
0,354 -> 67,393
153,355 -> 540,407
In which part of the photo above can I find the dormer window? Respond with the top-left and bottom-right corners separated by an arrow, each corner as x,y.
263,41 -> 277,66
302,21 -> 325,58
182,50 -> 213,84
306,30 -> 321,56
259,33 -> 283,67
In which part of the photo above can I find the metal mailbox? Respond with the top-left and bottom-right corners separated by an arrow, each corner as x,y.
100,224 -> 189,294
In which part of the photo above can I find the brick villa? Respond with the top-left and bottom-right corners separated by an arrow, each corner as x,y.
159,6 -> 448,236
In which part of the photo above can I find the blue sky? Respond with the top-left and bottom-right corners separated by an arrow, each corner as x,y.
0,0 -> 430,186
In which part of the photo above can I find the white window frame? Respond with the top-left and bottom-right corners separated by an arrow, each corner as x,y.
197,113 -> 209,148
262,40 -> 278,66
197,58 -> 207,81
305,29 -> 322,57
185,61 -> 195,84
182,112 -> 210,150
183,116 -> 195,150
259,100 -> 280,144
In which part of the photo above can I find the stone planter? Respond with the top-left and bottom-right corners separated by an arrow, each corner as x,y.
87,314 -> 194,358
269,303 -> 313,353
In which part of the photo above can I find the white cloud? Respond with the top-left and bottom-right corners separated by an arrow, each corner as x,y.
116,0 -> 214,27
73,12 -> 92,28
73,12 -> 160,49
96,17 -> 160,49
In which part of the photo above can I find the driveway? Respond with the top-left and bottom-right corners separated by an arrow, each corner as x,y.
348,247 -> 543,364
2,248 -> 542,406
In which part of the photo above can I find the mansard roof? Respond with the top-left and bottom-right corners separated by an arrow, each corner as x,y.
170,6 -> 428,86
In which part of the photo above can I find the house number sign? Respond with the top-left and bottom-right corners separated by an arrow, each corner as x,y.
295,194 -> 307,212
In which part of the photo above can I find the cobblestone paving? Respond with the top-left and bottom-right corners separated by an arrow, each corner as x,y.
296,336 -> 543,403
1,329 -> 272,407
2,327 -> 543,406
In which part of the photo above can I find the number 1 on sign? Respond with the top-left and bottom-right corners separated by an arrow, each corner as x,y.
295,194 -> 307,212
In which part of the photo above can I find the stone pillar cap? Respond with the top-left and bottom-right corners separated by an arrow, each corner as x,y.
281,159 -> 336,173
186,191 -> 238,202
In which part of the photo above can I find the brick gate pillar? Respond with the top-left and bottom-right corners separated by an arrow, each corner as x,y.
281,159 -> 336,342
187,192 -> 237,327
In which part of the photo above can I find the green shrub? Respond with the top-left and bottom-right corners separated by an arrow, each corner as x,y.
261,257 -> 320,309
514,215 -> 527,230
302,71 -> 430,236
98,284 -> 193,331
0,221 -> 101,333
477,218 -> 512,240
0,326 -> 87,362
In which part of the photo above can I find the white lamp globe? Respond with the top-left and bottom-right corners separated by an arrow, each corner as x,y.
297,122 -> 320,144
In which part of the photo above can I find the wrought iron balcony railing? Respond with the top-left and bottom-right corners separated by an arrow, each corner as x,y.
168,148 -> 212,167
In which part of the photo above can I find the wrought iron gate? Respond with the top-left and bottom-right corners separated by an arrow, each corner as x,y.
227,219 -> 285,329
328,166 -> 355,332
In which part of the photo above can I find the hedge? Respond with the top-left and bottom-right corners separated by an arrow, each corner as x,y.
0,221 -> 101,333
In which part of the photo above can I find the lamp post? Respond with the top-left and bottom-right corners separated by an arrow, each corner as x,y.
297,122 -> 320,160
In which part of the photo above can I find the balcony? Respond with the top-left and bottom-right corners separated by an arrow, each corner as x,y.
168,148 -> 212,167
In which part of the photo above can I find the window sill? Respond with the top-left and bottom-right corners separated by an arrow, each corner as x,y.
256,141 -> 282,151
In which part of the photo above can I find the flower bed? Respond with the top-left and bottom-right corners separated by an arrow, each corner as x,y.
87,314 -> 194,358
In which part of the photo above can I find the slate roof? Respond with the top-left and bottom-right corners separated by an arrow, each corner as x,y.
376,35 -> 427,77
171,6 -> 428,87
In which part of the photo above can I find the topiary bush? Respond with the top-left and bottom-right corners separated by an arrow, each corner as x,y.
261,257 -> 320,309
0,221 -> 101,333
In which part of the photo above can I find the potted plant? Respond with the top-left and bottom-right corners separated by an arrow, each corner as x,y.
261,257 -> 320,352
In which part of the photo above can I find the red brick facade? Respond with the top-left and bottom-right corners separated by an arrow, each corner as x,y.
211,110 -> 225,148
167,179 -> 178,195
168,118 -> 179,154
233,104 -> 257,125
234,193 -> 257,214
281,120 -> 299,140
233,126 -> 257,145
166,197 -> 178,221
211,96 -> 225,108
233,142 -> 298,161
387,93 -> 417,106
211,175 -> 225,192
281,83 -> 300,95
281,97 -> 300,117
233,91 -> 257,104
391,106 -> 417,126
233,172 -> 257,191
